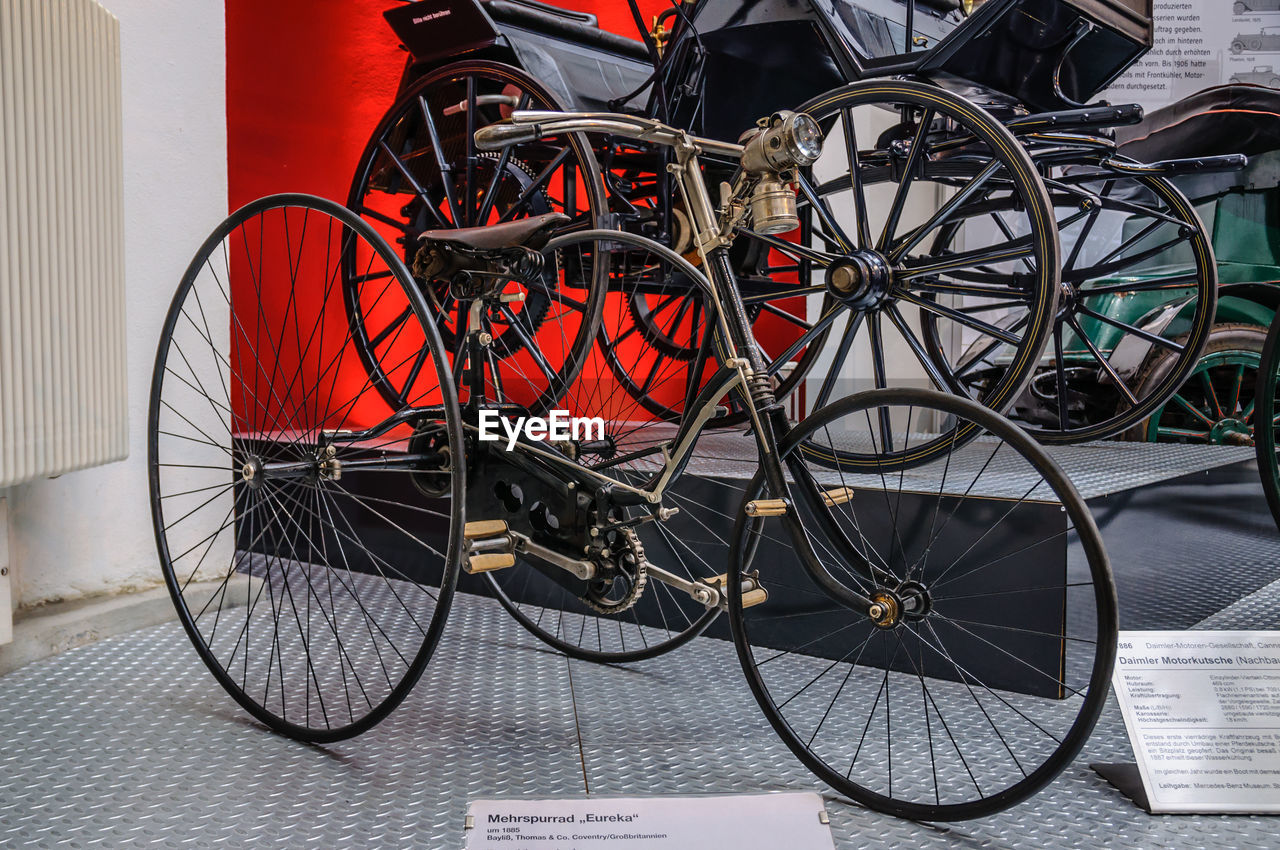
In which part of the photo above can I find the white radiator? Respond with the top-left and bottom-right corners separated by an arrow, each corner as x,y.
0,0 -> 127,488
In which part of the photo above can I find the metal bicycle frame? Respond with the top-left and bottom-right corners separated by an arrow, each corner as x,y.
314,109 -> 884,616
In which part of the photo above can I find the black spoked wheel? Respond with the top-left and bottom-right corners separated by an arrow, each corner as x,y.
1256,316 -> 1280,529
346,60 -> 606,410
484,233 -> 733,661
729,388 -> 1115,819
599,233 -> 816,424
729,80 -> 1059,469
149,194 -> 464,741
595,236 -> 721,423
925,149 -> 1216,443
1129,323 -> 1264,444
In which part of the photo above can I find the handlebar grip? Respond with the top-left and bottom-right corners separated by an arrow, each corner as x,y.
474,122 -> 543,151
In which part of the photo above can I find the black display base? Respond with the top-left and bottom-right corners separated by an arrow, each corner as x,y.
1092,763 -> 1153,814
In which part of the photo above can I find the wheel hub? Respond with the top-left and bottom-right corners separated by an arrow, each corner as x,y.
1210,417 -> 1253,446
240,456 -> 264,489
828,250 -> 893,309
867,581 -> 931,629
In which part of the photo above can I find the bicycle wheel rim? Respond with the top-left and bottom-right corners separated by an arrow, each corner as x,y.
149,193 -> 464,741
728,387 -> 1116,819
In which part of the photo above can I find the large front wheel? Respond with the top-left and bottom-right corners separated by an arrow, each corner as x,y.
728,388 -> 1115,819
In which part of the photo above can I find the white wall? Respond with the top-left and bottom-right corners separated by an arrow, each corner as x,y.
6,0 -> 227,607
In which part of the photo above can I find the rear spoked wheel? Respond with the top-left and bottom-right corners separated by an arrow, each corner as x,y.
484,233 -> 734,661
345,60 -> 606,411
149,194 -> 464,741
924,151 -> 1216,443
729,388 -> 1115,819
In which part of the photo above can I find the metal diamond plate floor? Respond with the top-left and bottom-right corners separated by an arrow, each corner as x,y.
1,444 -> 1277,848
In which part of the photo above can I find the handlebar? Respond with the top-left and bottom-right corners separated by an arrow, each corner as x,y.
474,110 -> 745,159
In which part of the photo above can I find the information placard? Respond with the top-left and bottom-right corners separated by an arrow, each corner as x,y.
1111,630 -> 1280,813
463,792 -> 835,849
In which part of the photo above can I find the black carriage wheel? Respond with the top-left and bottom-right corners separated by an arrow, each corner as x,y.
921,158 -> 1216,443
345,60 -> 607,413
149,194 -> 464,741
1256,315 -> 1280,529
483,231 -> 727,661
728,388 -> 1116,819
735,80 -> 1059,470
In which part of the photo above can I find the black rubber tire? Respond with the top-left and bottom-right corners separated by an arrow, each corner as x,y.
760,79 -> 1060,470
1255,316 -> 1280,529
149,194 -> 464,742
922,164 -> 1216,444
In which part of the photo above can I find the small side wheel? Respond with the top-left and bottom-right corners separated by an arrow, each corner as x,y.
728,388 -> 1116,819
1255,316 -> 1280,529
150,194 -> 465,741
1126,324 -> 1265,444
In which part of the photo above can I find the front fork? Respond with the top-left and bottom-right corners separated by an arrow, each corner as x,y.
704,246 -> 886,619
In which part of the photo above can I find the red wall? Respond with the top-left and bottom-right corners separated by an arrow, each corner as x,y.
226,1 -> 667,209
224,1 -> 677,428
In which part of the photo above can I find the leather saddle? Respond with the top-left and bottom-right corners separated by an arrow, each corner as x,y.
418,212 -> 570,252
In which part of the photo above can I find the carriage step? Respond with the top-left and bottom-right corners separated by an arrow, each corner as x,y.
704,574 -> 769,608
465,519 -> 509,539
744,499 -> 787,517
466,553 -> 516,574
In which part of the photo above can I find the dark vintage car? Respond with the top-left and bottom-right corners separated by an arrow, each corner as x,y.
1230,65 -> 1280,86
1236,0 -> 1280,13
1232,26 -> 1280,53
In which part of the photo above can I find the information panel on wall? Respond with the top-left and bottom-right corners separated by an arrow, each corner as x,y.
1108,0 -> 1280,108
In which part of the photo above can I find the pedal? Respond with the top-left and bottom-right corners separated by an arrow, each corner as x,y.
822,487 -> 855,507
744,499 -> 787,517
465,519 -> 509,539
466,553 -> 515,574
704,574 -> 769,608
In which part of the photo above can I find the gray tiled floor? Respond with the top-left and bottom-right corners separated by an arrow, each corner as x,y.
0,444 -> 1276,848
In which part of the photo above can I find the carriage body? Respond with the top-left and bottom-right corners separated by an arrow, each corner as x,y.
384,0 -> 1153,141
662,0 -> 1152,140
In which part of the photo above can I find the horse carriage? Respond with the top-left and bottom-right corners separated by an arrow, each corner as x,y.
147,0 -> 1244,821
345,0 -> 1241,448
1109,84 -> 1280,444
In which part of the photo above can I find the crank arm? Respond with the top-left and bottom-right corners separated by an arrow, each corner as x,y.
644,565 -> 769,611
645,564 -> 719,608
509,531 -> 596,581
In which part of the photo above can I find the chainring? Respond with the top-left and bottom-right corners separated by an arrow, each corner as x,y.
582,526 -> 648,615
